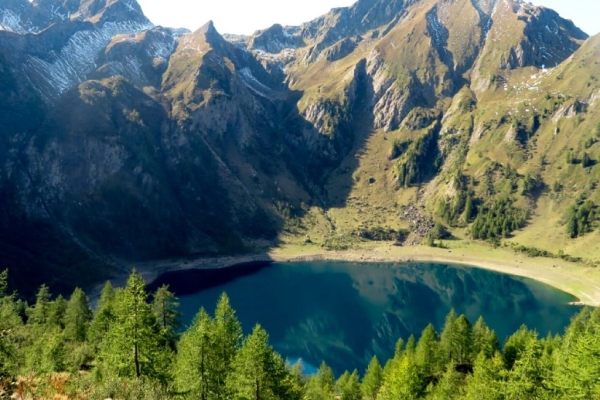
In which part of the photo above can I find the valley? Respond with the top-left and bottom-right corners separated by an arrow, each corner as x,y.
1,0 -> 600,397
0,0 -> 599,298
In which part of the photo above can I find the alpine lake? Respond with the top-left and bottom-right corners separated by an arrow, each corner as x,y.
149,261 -> 581,375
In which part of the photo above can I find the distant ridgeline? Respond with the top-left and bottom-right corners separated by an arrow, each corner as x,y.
0,269 -> 599,399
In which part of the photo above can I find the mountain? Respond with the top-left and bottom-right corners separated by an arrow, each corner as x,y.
0,0 -> 598,295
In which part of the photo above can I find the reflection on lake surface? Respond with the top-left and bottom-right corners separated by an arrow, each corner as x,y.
151,261 -> 580,374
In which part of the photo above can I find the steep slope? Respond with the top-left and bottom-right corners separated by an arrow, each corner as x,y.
0,0 -> 152,101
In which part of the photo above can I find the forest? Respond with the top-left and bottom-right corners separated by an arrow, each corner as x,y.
0,268 -> 599,399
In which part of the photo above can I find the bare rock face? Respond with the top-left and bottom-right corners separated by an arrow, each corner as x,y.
323,37 -> 360,62
93,27 -> 179,89
248,24 -> 302,54
0,0 -> 153,101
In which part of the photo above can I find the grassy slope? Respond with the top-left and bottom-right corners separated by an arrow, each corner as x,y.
272,3 -> 600,284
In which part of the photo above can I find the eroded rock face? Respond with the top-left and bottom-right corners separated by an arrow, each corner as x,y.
248,24 -> 301,54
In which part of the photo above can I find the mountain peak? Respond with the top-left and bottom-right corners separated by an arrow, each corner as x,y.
195,20 -> 228,48
197,20 -> 217,35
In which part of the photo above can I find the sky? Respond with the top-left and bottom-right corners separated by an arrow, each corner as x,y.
136,0 -> 599,36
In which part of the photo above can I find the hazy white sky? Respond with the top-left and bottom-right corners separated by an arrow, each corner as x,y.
137,0 -> 599,36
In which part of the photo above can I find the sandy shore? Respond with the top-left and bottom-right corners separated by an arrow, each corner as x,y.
115,241 -> 600,306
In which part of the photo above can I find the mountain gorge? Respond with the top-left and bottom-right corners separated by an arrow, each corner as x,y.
0,0 -> 598,295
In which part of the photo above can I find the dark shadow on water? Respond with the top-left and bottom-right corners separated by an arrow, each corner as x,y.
147,260 -> 273,296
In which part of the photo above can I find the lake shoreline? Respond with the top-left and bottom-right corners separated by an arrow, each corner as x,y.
122,242 -> 600,306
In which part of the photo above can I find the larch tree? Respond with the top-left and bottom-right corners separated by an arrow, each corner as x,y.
174,307 -> 214,399
504,336 -> 545,400
64,287 -> 92,342
462,352 -> 506,400
440,311 -> 472,366
305,361 -> 335,400
338,369 -> 361,400
377,355 -> 424,400
472,316 -> 500,359
88,281 -> 116,348
98,270 -> 167,381
426,363 -> 464,400
211,292 -> 243,399
415,323 -> 440,380
226,324 -> 279,400
361,355 -> 383,399
152,284 -> 181,348
0,270 -> 23,378
47,294 -> 67,329
28,284 -> 52,326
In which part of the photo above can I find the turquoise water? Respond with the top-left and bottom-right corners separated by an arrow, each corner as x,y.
155,261 -> 580,374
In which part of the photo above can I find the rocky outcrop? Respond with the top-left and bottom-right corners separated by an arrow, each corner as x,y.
248,24 -> 302,53
94,27 -> 178,89
323,37 -> 360,62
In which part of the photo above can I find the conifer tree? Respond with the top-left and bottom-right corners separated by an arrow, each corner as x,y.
64,287 -> 92,342
415,324 -> 440,380
98,270 -> 167,381
211,292 -> 243,399
378,355 -> 424,400
462,352 -> 506,400
227,324 -> 291,400
0,269 -> 7,298
464,193 -> 474,222
88,281 -> 116,348
361,355 -> 383,399
174,308 -> 213,399
426,363 -> 464,400
503,325 -> 535,370
472,316 -> 500,359
47,294 -> 67,328
305,361 -> 335,400
152,284 -> 181,347
288,361 -> 306,399
28,284 -> 52,325
0,270 -> 22,378
505,336 -> 545,400
337,369 -> 361,400
552,315 -> 600,399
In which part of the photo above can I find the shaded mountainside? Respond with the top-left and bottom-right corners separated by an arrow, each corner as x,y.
0,0 -> 598,295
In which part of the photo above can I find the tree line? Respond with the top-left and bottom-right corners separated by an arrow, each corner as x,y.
0,269 -> 599,399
